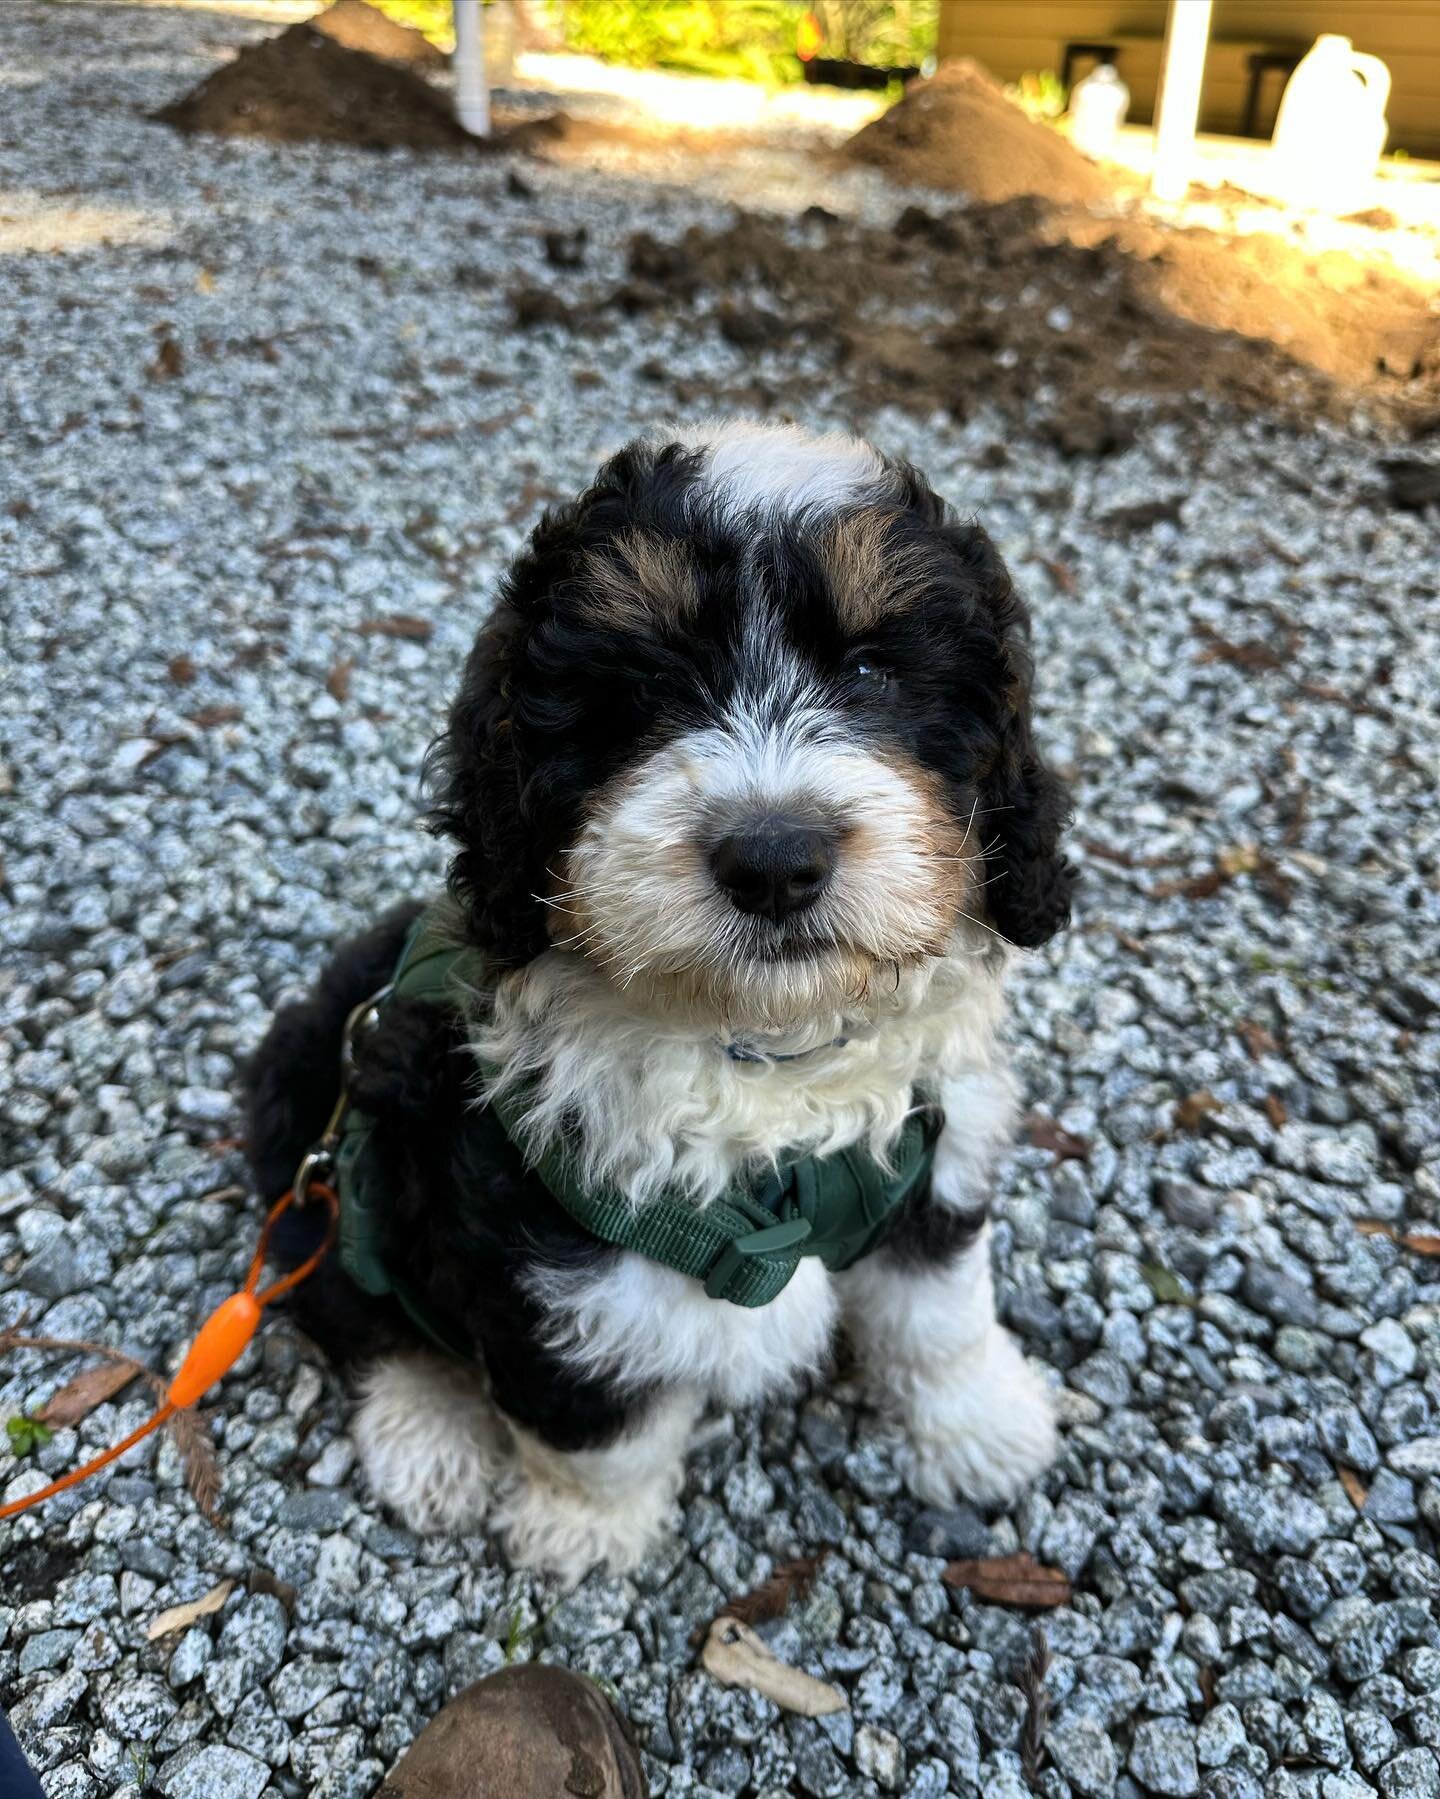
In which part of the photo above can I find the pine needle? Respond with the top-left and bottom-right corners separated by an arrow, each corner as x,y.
1019,1626 -> 1052,1791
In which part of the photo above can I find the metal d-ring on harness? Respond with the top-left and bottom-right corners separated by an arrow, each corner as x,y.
289,984 -> 393,1212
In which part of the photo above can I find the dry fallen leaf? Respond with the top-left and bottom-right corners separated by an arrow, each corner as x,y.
943,1553 -> 1072,1611
167,654 -> 198,686
1217,844 -> 1261,877
732,1554 -> 823,1619
1174,1091 -> 1223,1133
1022,1114 -> 1091,1163
187,705 -> 243,729
699,1617 -> 845,1717
1150,866 -> 1228,901
1264,1093 -> 1289,1129
1077,836 -> 1181,871
1237,1019 -> 1279,1060
1194,625 -> 1289,671
702,1555 -> 824,1642
146,1579 -> 234,1641
247,1567 -> 299,1612
196,268 -> 217,296
1356,1220 -> 1440,1259
150,335 -> 184,380
326,658 -> 353,702
39,1360 -> 139,1428
1338,1466 -> 1369,1512
359,614 -> 433,641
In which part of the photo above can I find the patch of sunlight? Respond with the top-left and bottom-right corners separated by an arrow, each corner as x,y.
511,50 -> 888,138
0,195 -> 173,256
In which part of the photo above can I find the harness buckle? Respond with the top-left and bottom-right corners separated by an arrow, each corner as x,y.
703,1217 -> 812,1301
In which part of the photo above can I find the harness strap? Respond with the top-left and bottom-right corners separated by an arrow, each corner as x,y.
335,900 -> 939,1332
335,899 -> 489,1356
489,1086 -> 939,1306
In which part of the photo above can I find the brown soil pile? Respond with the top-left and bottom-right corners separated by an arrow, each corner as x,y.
154,23 -> 473,148
310,0 -> 444,67
514,200 -> 1439,447
1070,214 -> 1437,392
154,23 -> 565,152
843,60 -> 1115,206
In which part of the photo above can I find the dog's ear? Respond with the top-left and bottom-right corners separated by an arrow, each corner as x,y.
426,590 -> 548,965
428,444 -> 678,964
427,489 -> 595,964
940,518 -> 1076,949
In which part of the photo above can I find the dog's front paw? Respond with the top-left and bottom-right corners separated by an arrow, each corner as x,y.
495,1472 -> 675,1586
898,1325 -> 1057,1509
354,1353 -> 508,1535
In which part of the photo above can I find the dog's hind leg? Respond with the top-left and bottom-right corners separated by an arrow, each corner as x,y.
354,1351 -> 508,1536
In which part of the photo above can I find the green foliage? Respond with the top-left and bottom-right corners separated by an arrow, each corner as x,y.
502,1603 -> 548,1662
6,1413 -> 53,1458
560,1 -> 938,87
562,0 -> 802,86
809,0 -> 936,68
362,0 -> 455,48
1008,69 -> 1066,121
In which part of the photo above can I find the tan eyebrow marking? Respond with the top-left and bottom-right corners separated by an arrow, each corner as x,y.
581,530 -> 701,627
816,508 -> 930,632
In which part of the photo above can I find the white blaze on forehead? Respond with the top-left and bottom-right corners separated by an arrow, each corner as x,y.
667,420 -> 892,517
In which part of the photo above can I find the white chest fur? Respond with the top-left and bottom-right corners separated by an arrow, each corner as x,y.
473,944 -> 1013,1403
471,944 -> 1009,1206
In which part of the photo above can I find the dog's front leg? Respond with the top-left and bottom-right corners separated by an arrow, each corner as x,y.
495,1388 -> 698,1585
354,1350 -> 509,1535
839,1072 -> 1057,1508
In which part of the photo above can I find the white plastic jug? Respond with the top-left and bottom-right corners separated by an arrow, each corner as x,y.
1271,35 -> 1390,213
1069,61 -> 1130,162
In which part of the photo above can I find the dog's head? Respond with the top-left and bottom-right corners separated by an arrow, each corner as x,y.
430,422 -> 1073,1029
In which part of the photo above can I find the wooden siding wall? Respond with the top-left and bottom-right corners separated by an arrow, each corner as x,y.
935,0 -> 1440,157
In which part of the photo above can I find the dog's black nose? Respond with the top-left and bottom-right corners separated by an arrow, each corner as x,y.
710,819 -> 837,922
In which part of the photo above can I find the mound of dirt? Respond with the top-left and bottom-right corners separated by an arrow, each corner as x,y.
154,23 -> 472,148
1070,213 -> 1438,392
311,0 -> 445,66
842,59 -> 1115,206
513,199 -> 1439,446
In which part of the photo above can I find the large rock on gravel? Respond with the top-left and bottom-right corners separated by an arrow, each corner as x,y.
1129,1718 -> 1200,1796
379,1664 -> 644,1797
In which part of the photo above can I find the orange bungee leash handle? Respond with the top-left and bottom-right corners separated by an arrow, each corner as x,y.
0,1183 -> 339,1523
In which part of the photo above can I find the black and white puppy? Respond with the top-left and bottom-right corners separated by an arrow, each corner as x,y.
245,420 -> 1075,1582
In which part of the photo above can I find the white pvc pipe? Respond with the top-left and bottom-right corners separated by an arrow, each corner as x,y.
453,0 -> 490,138
1151,0 -> 1212,201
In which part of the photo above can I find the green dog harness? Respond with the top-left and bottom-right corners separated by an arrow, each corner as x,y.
334,901 -> 940,1350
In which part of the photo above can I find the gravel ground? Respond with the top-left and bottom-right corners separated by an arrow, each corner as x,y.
3,6 -> 1440,1799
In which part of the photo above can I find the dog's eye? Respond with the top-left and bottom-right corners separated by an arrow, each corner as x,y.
851,658 -> 892,691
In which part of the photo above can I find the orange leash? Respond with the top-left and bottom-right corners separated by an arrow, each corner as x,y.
0,1184 -> 339,1523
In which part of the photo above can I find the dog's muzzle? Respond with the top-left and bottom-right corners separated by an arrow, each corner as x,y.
708,814 -> 839,924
